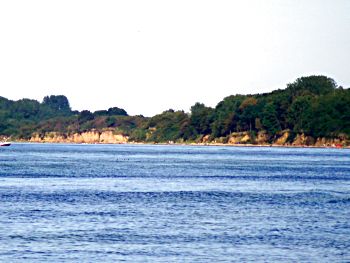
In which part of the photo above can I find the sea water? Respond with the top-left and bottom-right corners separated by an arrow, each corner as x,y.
0,143 -> 349,262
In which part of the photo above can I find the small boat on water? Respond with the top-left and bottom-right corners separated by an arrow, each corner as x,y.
0,142 -> 11,147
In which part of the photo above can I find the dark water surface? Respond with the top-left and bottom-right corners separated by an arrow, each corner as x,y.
0,143 -> 349,262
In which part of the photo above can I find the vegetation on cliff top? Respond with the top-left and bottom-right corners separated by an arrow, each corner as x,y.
0,75 -> 349,144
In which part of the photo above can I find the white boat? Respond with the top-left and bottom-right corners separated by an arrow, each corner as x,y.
0,142 -> 11,147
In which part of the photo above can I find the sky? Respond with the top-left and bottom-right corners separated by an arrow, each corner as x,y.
0,0 -> 349,116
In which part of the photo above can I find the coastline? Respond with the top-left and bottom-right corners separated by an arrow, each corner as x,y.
5,129 -> 347,149
11,140 -> 350,149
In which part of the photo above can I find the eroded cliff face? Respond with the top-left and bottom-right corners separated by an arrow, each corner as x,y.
314,137 -> 348,147
27,129 -> 348,147
227,132 -> 252,144
224,130 -> 349,147
274,131 -> 290,145
292,133 -> 315,146
30,130 -> 128,144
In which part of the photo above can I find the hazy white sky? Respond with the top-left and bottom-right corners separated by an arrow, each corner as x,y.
0,0 -> 349,116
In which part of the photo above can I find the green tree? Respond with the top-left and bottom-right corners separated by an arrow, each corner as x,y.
261,103 -> 281,134
12,99 -> 41,120
93,110 -> 108,116
287,95 -> 313,133
42,95 -> 71,112
190,102 -> 214,135
147,110 -> 190,142
286,75 -> 336,97
238,97 -> 259,132
78,110 -> 94,123
310,89 -> 350,137
107,107 -> 128,116
211,95 -> 246,137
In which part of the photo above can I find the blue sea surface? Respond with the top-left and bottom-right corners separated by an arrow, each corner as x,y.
0,143 -> 349,262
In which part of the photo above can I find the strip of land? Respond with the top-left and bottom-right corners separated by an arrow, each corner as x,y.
1,75 -> 349,147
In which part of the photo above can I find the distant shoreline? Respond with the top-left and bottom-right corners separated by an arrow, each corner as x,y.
1,76 -> 349,149
10,140 -> 350,149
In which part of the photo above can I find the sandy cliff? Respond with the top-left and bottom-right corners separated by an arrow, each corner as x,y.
223,130 -> 348,147
27,129 -> 348,147
30,130 -> 128,144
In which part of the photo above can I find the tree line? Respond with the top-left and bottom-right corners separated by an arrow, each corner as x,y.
0,75 -> 349,143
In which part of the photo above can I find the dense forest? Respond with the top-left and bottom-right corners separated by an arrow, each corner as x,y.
1,76 -> 349,145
